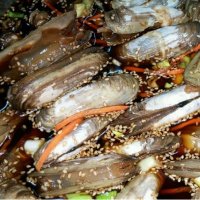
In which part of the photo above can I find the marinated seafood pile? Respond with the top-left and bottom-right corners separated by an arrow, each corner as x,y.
1,0 -> 200,199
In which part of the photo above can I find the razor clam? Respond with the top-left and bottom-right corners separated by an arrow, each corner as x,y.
100,31 -> 137,46
0,11 -> 75,75
113,22 -> 200,64
29,10 -> 49,27
6,29 -> 91,81
109,85 -> 200,136
185,0 -> 200,22
105,5 -> 188,34
7,49 -> 109,111
1,16 -> 93,84
52,145 -> 88,163
111,0 -> 185,9
0,180 -> 36,199
34,116 -> 111,165
165,159 -> 200,178
35,74 -> 139,131
27,154 -> 137,197
184,51 -> 200,87
107,135 -> 180,156
116,172 -> 164,200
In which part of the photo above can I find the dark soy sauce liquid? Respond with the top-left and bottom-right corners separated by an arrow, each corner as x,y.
159,176 -> 191,199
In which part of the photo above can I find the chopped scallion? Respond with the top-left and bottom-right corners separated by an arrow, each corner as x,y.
7,11 -> 24,18
182,56 -> 191,65
96,191 -> 117,200
179,62 -> 186,68
164,82 -> 173,89
157,60 -> 170,69
66,193 -> 92,200
112,130 -> 123,137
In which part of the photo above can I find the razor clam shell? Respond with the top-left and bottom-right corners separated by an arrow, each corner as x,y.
165,159 -> 200,178
6,30 -> 92,81
113,135 -> 180,156
110,85 -> 200,135
0,11 -> 76,73
105,5 -> 188,34
29,10 -> 49,27
35,74 -> 139,131
185,0 -> 200,22
184,51 -> 200,87
153,96 -> 200,128
34,116 -> 110,165
8,50 -> 109,111
28,154 -> 137,197
114,22 -> 200,63
116,172 -> 163,200
111,0 -> 185,9
0,180 -> 36,199
52,145 -> 88,164
101,31 -> 137,46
